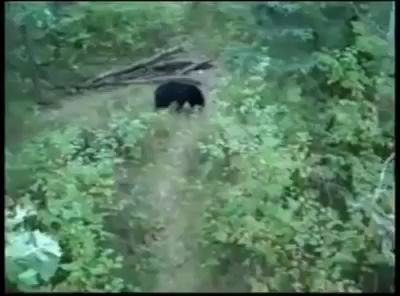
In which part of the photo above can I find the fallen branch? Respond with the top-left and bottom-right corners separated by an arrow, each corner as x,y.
123,76 -> 202,86
178,58 -> 214,75
118,67 -> 155,80
83,46 -> 184,86
49,46 -> 216,96
151,59 -> 193,72
83,75 -> 202,91
119,59 -> 213,81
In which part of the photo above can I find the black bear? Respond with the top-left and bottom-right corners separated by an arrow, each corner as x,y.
154,80 -> 205,111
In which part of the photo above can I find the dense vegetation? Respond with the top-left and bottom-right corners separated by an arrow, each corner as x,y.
5,2 -> 395,292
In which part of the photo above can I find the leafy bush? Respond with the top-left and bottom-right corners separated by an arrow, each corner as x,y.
6,2 -> 186,87
193,73 -> 394,292
6,205 -> 61,291
5,113 -> 152,292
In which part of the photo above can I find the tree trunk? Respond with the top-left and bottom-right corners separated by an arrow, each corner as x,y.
19,24 -> 44,103
387,2 -> 394,57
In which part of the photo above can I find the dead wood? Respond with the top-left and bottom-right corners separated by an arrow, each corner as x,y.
85,75 -> 202,90
52,46 -> 216,96
83,46 -> 184,86
178,58 -> 214,74
151,60 -> 193,72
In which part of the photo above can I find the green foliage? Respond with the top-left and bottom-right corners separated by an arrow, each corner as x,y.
6,2 -> 186,88
5,1 -> 394,293
195,72 -> 393,292
52,3 -> 184,57
5,112 -> 153,291
6,205 -> 62,291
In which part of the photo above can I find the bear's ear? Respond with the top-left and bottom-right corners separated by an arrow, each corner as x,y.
169,101 -> 179,110
182,102 -> 190,110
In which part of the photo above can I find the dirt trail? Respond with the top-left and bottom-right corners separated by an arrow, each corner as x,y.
147,63 -> 223,292
37,55 -> 225,291
150,116 -> 208,292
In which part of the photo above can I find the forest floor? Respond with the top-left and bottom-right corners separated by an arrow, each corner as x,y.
7,53 -> 229,291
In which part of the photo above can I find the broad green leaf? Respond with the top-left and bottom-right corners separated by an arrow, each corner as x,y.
17,269 -> 39,287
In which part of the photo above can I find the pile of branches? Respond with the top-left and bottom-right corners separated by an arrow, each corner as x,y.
56,46 -> 214,95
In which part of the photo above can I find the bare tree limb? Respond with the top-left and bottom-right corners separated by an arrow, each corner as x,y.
83,46 -> 184,86
86,75 -> 202,90
387,2 -> 395,56
49,46 -> 215,96
151,60 -> 193,71
20,24 -> 44,102
178,58 -> 214,74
